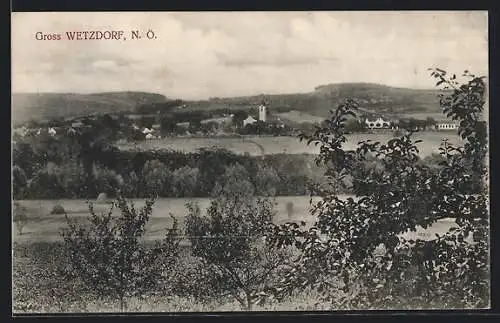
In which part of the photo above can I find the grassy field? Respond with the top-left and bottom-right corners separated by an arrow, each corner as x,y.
276,110 -> 325,124
12,195 -> 463,313
13,196 -> 458,245
116,132 -> 463,157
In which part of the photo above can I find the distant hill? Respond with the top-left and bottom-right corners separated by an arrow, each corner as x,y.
12,92 -> 168,125
11,84 -> 447,125
187,83 -> 446,118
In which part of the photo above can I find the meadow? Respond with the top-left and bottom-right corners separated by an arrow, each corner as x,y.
13,196 -> 457,245
116,132 -> 463,157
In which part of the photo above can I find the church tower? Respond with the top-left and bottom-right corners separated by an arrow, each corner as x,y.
258,101 -> 267,122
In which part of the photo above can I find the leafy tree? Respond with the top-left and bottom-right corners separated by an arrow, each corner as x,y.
141,160 -> 172,197
254,164 -> 280,197
185,185 -> 289,310
232,110 -> 248,128
268,69 -> 489,309
92,164 -> 121,198
61,195 -> 181,311
159,116 -> 178,136
426,117 -> 437,127
212,164 -> 255,197
12,142 -> 37,177
12,165 -> 28,200
27,170 -> 66,199
171,166 -> 200,197
13,202 -> 29,236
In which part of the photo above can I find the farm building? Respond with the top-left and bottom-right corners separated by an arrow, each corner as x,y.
48,127 -> 57,136
142,127 -> 153,134
243,116 -> 257,126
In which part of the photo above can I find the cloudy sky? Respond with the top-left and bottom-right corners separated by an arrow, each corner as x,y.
12,11 -> 488,99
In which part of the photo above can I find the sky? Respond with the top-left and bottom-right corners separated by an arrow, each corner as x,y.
11,11 -> 488,100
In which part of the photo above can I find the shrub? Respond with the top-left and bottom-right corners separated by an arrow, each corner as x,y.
13,202 -> 29,235
51,204 -> 66,215
61,195 -> 181,311
185,181 -> 291,310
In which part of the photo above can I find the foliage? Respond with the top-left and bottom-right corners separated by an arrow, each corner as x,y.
268,69 -> 489,309
61,195 -> 181,311
92,164 -> 121,198
26,170 -> 66,199
141,160 -> 172,197
51,204 -> 66,215
211,163 -> 255,197
13,202 -> 29,235
254,164 -> 280,197
13,165 -> 28,200
185,171 -> 290,310
171,166 -> 200,197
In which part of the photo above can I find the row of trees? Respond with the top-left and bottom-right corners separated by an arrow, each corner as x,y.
12,147 -> 329,199
48,69 -> 489,311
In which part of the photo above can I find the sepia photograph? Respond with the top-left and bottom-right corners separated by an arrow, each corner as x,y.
11,11 -> 489,313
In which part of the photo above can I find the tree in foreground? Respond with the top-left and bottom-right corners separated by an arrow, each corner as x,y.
185,167 -> 290,310
61,195 -> 181,311
268,69 -> 489,309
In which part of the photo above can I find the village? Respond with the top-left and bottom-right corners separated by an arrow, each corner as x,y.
12,100 -> 459,142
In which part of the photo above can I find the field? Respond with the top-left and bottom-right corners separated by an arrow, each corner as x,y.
276,110 -> 325,124
116,132 -> 463,157
13,196 -> 458,245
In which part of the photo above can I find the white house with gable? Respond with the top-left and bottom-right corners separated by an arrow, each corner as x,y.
243,116 -> 257,126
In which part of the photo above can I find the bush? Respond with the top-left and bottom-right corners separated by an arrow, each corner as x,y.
185,175 -> 290,310
61,195 -> 181,311
50,204 -> 66,215
13,202 -> 29,235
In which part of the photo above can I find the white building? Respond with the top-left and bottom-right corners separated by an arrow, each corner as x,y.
243,116 -> 257,126
48,127 -> 57,136
365,117 -> 391,129
258,104 -> 267,122
437,122 -> 458,130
